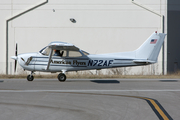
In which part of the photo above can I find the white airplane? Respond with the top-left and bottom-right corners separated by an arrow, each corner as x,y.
11,31 -> 166,82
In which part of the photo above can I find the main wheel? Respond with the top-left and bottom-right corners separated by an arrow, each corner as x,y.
27,75 -> 34,81
58,73 -> 66,82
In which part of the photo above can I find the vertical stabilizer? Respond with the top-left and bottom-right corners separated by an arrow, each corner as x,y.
135,32 -> 166,62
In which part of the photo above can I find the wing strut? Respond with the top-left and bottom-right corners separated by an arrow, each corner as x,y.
46,47 -> 53,70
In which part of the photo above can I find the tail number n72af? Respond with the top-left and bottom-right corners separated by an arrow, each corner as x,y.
88,60 -> 113,67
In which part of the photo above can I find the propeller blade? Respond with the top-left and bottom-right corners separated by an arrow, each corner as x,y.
14,60 -> 17,72
15,43 -> 17,56
14,43 -> 18,72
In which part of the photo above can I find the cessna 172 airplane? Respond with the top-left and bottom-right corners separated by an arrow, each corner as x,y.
11,31 -> 166,82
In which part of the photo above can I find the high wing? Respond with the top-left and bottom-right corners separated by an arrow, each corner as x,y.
48,41 -> 79,51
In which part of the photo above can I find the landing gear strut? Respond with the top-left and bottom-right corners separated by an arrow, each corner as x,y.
27,71 -> 34,81
58,73 -> 66,82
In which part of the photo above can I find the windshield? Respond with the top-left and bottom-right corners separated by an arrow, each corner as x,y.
39,46 -> 51,56
39,46 -> 46,53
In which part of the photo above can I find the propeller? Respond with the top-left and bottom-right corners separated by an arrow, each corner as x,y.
14,43 -> 18,72
11,43 -> 19,73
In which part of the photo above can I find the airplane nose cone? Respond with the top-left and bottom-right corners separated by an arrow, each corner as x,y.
11,56 -> 18,60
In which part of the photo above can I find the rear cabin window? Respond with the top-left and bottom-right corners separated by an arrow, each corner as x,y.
68,51 -> 82,57
82,50 -> 89,56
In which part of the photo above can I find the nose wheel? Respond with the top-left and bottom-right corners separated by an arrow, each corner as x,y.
27,75 -> 34,81
58,73 -> 66,82
27,71 -> 34,81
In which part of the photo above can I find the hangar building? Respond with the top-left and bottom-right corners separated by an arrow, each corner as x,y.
0,0 -> 178,75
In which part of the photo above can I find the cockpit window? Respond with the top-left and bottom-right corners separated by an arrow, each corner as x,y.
39,47 -> 46,53
53,50 -> 67,57
40,46 -> 51,56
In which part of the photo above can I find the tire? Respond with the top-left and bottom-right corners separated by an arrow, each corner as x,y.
58,73 -> 66,82
27,75 -> 34,81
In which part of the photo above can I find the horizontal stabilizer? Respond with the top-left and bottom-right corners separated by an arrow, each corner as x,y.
133,60 -> 156,64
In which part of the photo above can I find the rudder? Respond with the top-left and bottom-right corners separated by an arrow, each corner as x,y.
135,32 -> 166,62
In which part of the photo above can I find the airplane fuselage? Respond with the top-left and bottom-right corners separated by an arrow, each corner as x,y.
17,52 -> 147,73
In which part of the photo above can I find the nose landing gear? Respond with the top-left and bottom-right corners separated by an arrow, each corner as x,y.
27,71 -> 34,81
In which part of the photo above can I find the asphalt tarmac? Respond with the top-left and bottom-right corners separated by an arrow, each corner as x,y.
0,78 -> 179,120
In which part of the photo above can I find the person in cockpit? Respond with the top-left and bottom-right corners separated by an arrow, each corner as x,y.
54,50 -> 64,57
54,50 -> 61,56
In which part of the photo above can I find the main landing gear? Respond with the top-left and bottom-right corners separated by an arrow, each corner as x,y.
57,73 -> 66,82
26,72 -> 67,82
27,71 -> 34,81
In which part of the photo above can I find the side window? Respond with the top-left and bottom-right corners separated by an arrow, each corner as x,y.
62,51 -> 67,57
68,51 -> 82,57
53,50 -> 67,57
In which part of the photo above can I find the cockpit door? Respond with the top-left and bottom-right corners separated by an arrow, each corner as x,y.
48,49 -> 67,72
